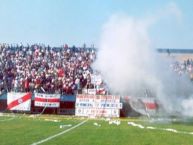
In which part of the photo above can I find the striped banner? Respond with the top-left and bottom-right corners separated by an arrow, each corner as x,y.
7,92 -> 32,111
34,93 -> 60,108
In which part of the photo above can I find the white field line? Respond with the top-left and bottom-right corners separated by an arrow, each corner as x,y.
0,114 -> 16,122
128,121 -> 193,135
31,119 -> 88,145
0,117 -> 15,122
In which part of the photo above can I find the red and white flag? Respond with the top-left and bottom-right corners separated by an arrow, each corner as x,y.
7,92 -> 32,111
96,88 -> 106,95
34,93 -> 60,108
142,98 -> 158,110
144,102 -> 157,110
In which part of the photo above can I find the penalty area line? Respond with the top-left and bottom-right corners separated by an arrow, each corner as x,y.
30,119 -> 88,145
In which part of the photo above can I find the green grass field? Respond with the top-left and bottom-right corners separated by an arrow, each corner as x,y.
1,114 -> 193,145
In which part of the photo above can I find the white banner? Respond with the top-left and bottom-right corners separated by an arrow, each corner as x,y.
75,108 -> 120,117
7,92 -> 32,111
82,89 -> 96,95
75,94 -> 122,118
91,74 -> 102,85
34,93 -> 60,108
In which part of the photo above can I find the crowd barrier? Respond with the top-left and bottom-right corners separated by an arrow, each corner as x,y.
0,92 -> 158,117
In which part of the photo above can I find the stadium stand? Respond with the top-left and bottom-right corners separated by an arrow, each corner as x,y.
0,43 -> 107,95
157,48 -> 193,79
0,44 -> 193,96
0,45 -> 193,116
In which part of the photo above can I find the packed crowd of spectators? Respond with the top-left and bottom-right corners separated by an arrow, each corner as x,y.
170,59 -> 193,79
0,43 -> 98,95
1,43 -> 193,95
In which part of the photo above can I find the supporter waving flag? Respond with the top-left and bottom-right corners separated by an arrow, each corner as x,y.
7,92 -> 32,111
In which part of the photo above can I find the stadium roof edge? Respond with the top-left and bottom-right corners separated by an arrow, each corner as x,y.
157,48 -> 193,54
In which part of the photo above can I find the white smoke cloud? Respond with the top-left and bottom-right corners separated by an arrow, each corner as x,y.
167,2 -> 183,22
143,2 -> 183,27
182,98 -> 193,117
93,3 -> 193,116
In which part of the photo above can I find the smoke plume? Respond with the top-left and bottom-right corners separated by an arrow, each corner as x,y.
93,3 -> 193,116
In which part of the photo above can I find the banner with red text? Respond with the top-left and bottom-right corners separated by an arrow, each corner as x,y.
34,93 -> 60,108
75,94 -> 122,117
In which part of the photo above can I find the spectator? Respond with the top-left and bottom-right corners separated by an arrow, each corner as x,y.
0,43 -> 102,95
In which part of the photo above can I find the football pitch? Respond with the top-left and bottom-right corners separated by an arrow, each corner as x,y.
1,114 -> 193,145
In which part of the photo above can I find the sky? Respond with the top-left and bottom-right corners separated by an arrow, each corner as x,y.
0,0 -> 193,48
